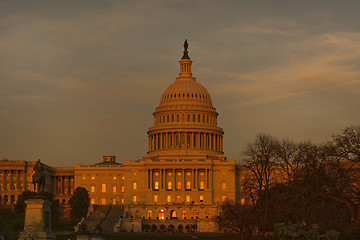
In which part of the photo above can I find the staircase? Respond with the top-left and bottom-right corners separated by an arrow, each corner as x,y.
82,205 -> 110,233
101,205 -> 124,233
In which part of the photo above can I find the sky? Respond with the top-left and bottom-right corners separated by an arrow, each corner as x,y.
1,0 -> 359,167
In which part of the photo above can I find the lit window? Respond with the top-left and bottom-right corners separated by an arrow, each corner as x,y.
155,172 -> 159,176
121,199 -> 124,204
159,209 -> 165,220
199,181 -> 204,190
177,181 -> 181,190
113,186 -> 117,193
167,181 -> 172,190
168,172 -> 172,176
177,172 -> 181,176
133,196 -> 137,203
90,199 -> 95,204
187,172 -> 191,176
221,181 -> 227,190
133,172 -> 137,176
133,182 -> 137,190
222,196 -> 227,202
102,184 -> 106,193
112,199 -> 117,205
200,172 -> 204,176
82,176 -> 86,180
113,176 -> 117,180
200,196 -> 204,202
91,176 -> 95,180
182,210 -> 187,220
154,195 -> 158,203
241,198 -> 245,205
147,210 -> 153,219
91,186 -> 95,193
154,181 -> 159,190
121,186 -> 124,192
101,199 -> 106,205
186,195 -> 190,202
177,196 -> 181,204
122,176 -> 125,180
167,195 -> 172,203
186,181 -> 191,190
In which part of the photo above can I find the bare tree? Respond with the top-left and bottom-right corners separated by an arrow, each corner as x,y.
242,134 -> 279,239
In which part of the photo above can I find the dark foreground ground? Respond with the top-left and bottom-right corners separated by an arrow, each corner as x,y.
56,233 -> 254,240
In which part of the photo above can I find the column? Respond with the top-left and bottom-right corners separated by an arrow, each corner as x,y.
161,169 -> 163,189
68,176 -> 71,194
55,176 -> 58,193
2,171 -> 6,190
61,176 -> 65,195
172,132 -> 175,148
10,170 -> 13,190
193,169 -> 196,189
17,171 -> 20,190
150,169 -> 153,189
206,169 -> 209,189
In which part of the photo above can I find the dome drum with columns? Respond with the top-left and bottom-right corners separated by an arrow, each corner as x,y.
146,40 -> 225,159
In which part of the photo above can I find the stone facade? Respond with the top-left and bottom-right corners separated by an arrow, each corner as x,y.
0,43 -> 237,232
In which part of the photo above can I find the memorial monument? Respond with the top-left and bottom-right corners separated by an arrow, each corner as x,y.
18,160 -> 56,240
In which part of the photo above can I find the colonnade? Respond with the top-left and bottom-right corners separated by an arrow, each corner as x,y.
55,175 -> 74,195
147,168 -> 212,191
0,170 -> 27,191
148,132 -> 223,152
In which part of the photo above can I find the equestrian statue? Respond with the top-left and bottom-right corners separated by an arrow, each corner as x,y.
32,159 -> 46,192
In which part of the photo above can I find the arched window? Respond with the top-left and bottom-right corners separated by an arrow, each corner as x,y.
147,210 -> 153,219
167,181 -> 172,190
154,181 -> 159,190
193,210 -> 199,219
186,181 -> 191,190
159,209 -> 165,220
101,183 -> 106,193
182,210 -> 187,220
170,210 -> 177,219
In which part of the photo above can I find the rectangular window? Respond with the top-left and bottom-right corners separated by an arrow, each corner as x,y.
133,182 -> 137,190
112,199 -> 117,205
91,186 -> 95,193
121,186 -> 124,192
121,199 -> 124,204
186,195 -> 190,202
90,199 -> 95,204
101,199 -> 106,205
167,195 -> 172,203
113,176 -> 117,180
154,195 -> 158,203
133,196 -> 137,203
113,186 -> 117,193
200,196 -> 204,202
102,184 -> 106,193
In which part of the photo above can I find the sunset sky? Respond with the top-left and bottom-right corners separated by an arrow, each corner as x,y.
1,1 -> 359,166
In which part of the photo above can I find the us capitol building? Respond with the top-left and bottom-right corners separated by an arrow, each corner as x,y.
0,42 -> 237,232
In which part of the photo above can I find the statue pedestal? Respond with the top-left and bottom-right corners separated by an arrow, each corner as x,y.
18,198 -> 56,240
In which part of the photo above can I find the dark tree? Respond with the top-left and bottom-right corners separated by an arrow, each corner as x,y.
318,126 -> 360,225
215,200 -> 257,240
69,187 -> 90,225
242,133 -> 279,239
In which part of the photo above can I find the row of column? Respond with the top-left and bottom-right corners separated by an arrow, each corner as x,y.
155,113 -> 216,125
56,175 -> 74,195
148,132 -> 223,152
147,168 -> 212,191
0,170 -> 27,191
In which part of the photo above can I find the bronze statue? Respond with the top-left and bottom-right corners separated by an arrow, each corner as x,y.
182,39 -> 190,60
32,159 -> 46,192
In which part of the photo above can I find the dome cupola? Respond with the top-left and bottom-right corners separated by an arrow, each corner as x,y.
146,41 -> 225,159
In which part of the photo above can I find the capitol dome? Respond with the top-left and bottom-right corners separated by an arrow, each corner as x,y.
146,41 -> 225,159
